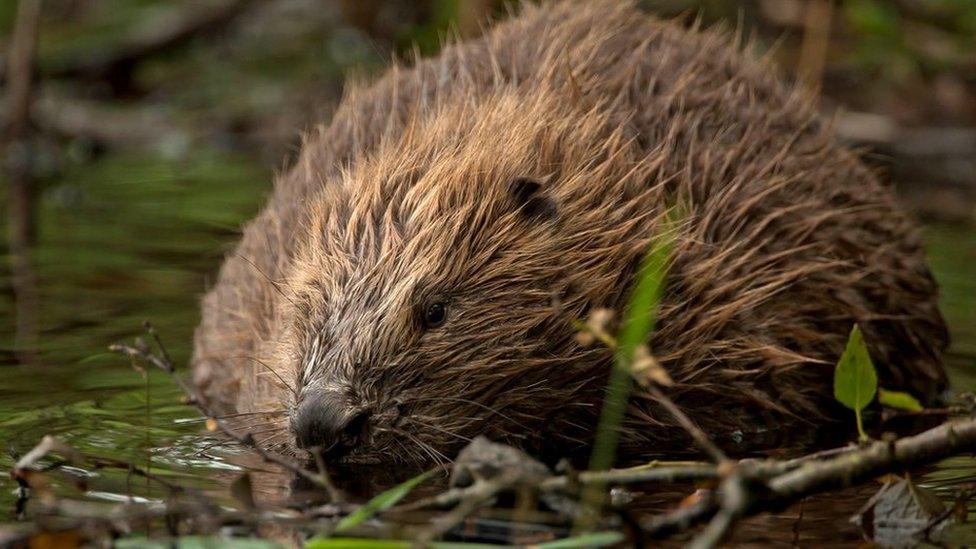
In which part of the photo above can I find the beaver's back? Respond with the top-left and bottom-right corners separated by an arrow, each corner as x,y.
192,0 -> 947,453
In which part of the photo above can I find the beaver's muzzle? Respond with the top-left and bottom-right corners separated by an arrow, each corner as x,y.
292,392 -> 370,459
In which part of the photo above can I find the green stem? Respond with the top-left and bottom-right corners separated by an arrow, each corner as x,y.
855,408 -> 868,442
575,354 -> 634,532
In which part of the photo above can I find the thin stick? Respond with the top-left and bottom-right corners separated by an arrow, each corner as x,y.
685,416 -> 976,548
539,463 -> 717,491
646,385 -> 729,465
109,325 -> 341,503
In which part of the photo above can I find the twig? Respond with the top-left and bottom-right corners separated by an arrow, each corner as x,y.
646,385 -> 729,465
744,442 -> 860,477
796,0 -> 833,92
683,416 -> 976,548
394,462 -> 717,514
768,418 -> 976,498
576,315 -> 729,464
409,470 -> 530,545
3,0 -> 40,139
394,475 -> 512,514
109,324 -> 340,502
12,435 -> 187,495
640,490 -> 717,539
687,474 -> 749,549
312,446 -> 344,503
539,463 -> 718,492
413,494 -> 493,545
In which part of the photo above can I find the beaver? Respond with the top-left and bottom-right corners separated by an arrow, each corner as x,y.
191,0 -> 948,466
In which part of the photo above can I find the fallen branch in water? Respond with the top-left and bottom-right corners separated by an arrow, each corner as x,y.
679,417 -> 976,547
835,111 -> 976,222
383,416 -> 976,547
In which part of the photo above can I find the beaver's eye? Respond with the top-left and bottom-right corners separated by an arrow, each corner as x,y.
423,302 -> 448,329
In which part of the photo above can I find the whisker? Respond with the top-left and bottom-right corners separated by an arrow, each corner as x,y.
234,355 -> 297,396
402,431 -> 452,470
213,409 -> 285,419
237,253 -> 298,308
243,427 -> 283,439
405,395 -> 532,431
392,436 -> 423,465
406,417 -> 472,444
192,439 -> 232,456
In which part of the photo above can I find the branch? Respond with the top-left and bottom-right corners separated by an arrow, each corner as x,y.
684,416 -> 976,547
394,461 -> 717,514
109,323 -> 342,503
769,418 -> 976,498
640,490 -> 717,539
12,435 -> 187,495
646,385 -> 729,464
4,0 -> 41,139
539,462 -> 717,492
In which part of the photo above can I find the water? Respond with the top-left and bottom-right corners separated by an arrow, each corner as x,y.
1,148 -> 974,544
0,150 -> 270,509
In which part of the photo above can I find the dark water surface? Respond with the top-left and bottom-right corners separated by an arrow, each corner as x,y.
1,150 -> 975,545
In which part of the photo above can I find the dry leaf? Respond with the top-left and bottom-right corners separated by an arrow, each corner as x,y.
631,344 -> 673,387
852,478 -> 950,546
576,308 -> 615,347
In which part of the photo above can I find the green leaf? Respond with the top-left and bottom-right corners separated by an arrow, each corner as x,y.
305,539 -> 499,549
588,218 -> 676,473
533,532 -> 625,548
306,540 -> 409,549
833,324 -> 878,441
616,225 -> 675,362
878,388 -> 924,412
833,324 -> 879,410
116,537 -> 280,548
577,215 -> 678,533
335,470 -> 434,532
303,534 -> 624,549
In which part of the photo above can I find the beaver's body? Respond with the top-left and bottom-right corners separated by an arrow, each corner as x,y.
192,1 -> 947,464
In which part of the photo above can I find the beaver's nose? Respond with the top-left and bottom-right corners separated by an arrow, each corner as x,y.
292,393 -> 369,457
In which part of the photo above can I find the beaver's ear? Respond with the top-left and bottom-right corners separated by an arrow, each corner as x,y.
508,177 -> 557,220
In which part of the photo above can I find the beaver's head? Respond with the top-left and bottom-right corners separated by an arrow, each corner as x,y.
276,89 -> 664,465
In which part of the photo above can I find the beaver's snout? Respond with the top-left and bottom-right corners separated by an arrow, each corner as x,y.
292,392 -> 370,457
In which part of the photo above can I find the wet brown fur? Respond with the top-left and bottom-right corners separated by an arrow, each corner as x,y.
192,0 -> 948,464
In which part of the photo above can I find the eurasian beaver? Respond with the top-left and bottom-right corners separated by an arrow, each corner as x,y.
192,0 -> 947,465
